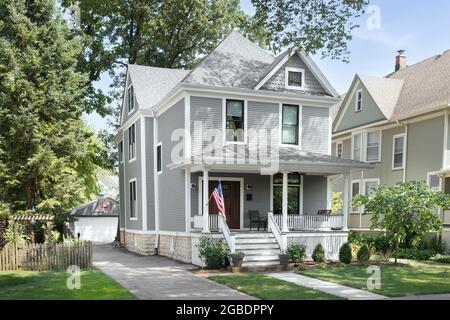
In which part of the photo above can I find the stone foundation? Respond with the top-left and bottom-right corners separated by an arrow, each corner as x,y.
123,231 -> 156,255
158,234 -> 192,263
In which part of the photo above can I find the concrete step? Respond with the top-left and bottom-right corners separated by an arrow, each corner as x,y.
234,237 -> 278,244
242,260 -> 281,267
233,233 -> 274,238
236,249 -> 280,256
235,243 -> 279,250
243,255 -> 279,262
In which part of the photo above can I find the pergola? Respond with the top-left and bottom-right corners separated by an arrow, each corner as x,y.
12,214 -> 54,243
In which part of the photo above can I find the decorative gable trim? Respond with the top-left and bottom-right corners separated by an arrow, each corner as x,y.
254,50 -> 338,97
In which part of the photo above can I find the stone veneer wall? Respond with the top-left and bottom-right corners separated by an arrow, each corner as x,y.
123,230 -> 156,255
158,234 -> 192,263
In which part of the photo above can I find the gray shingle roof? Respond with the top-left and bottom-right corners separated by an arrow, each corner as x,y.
128,64 -> 190,109
68,197 -> 119,217
182,31 -> 274,89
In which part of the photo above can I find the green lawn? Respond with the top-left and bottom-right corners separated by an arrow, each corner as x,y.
209,273 -> 343,300
0,270 -> 136,300
298,262 -> 450,297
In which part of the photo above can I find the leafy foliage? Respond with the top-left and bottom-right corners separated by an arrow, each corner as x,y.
353,181 -> 450,263
356,244 -> 370,264
397,248 -> 435,261
0,202 -> 11,219
312,243 -> 326,263
287,244 -> 306,265
332,192 -> 343,214
196,235 -> 229,269
430,254 -> 450,264
339,243 -> 352,264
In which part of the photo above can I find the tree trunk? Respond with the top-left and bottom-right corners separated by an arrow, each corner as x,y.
394,234 -> 400,265
25,179 -> 33,210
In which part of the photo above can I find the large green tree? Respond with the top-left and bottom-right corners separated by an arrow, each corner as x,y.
0,0 -> 105,214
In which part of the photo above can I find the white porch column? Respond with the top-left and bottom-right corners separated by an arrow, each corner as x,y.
202,169 -> 210,233
282,172 -> 289,232
342,172 -> 350,231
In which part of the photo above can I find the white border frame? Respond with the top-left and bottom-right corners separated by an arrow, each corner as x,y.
355,88 -> 363,112
351,179 -> 362,213
363,178 -> 380,195
128,123 -> 137,163
285,67 -> 305,90
127,85 -> 135,116
279,103 -> 302,148
351,133 -> 362,161
336,141 -> 343,158
427,171 -> 441,191
392,133 -> 406,170
223,98 -> 247,145
271,173 -> 303,215
128,178 -> 138,221
365,130 -> 382,163
198,176 -> 245,229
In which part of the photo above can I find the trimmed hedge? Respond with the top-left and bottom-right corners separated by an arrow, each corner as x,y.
357,244 -> 370,264
339,243 -> 352,264
312,244 -> 326,263
397,248 -> 435,261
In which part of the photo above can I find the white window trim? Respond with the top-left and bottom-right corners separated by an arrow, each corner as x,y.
223,98 -> 247,145
351,179 -> 362,213
351,133 -> 362,161
156,142 -> 162,175
272,173 -> 302,215
427,171 -> 441,191
128,123 -> 136,163
363,178 -> 380,195
336,142 -> 343,158
119,141 -> 124,164
355,89 -> 363,112
365,130 -> 382,163
129,178 -> 138,221
127,85 -> 135,115
285,67 -> 305,90
279,103 -> 302,148
392,133 -> 406,170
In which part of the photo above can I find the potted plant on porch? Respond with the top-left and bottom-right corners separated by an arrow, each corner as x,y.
279,250 -> 290,269
229,252 -> 245,272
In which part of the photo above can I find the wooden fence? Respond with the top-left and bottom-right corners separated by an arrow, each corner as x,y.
0,241 -> 93,271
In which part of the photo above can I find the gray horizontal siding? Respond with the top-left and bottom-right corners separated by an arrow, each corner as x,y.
158,98 -> 186,232
302,106 -> 329,154
145,117 -> 155,231
247,101 -> 280,148
303,175 -> 328,214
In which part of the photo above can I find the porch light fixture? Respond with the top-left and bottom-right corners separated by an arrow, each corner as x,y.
246,184 -> 253,190
190,183 -> 197,191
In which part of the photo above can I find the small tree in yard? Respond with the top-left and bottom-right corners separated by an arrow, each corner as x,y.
353,181 -> 450,264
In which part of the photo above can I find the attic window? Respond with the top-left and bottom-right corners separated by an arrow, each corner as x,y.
127,85 -> 135,113
355,89 -> 363,112
285,67 -> 304,90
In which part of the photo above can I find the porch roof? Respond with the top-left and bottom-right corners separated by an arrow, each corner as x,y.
170,145 -> 372,175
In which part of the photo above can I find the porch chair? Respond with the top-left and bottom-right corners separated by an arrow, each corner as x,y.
248,210 -> 267,231
317,209 -> 332,215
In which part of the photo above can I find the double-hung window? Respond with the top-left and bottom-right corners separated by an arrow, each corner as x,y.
351,180 -> 361,212
129,180 -> 137,219
392,134 -> 405,169
127,85 -> 134,113
427,172 -> 441,191
128,123 -> 136,161
281,104 -> 299,145
352,133 -> 362,161
156,144 -> 162,173
336,142 -> 343,158
226,99 -> 244,142
366,131 -> 381,162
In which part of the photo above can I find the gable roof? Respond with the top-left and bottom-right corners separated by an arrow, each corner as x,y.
67,196 -> 119,217
128,64 -> 190,109
182,31 -> 274,89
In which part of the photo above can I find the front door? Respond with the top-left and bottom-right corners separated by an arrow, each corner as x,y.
208,180 -> 240,229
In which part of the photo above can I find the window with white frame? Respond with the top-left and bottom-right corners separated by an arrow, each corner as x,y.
156,144 -> 162,173
225,99 -> 245,142
355,89 -> 363,112
351,180 -> 361,212
364,179 -> 380,197
336,142 -> 343,158
272,173 -> 301,215
366,131 -> 381,162
119,141 -> 123,163
281,104 -> 299,145
285,67 -> 304,90
427,172 -> 441,191
129,180 -> 137,218
128,123 -> 136,161
352,133 -> 362,161
127,85 -> 134,113
392,134 -> 405,169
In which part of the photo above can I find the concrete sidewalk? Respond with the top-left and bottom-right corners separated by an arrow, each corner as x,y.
267,272 -> 386,300
93,244 -> 256,300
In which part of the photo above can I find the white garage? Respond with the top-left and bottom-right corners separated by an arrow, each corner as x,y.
68,196 -> 119,243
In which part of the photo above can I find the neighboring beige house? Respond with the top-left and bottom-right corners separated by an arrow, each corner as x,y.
331,49 -> 450,246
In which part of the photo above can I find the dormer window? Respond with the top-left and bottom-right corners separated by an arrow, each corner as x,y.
355,89 -> 363,112
127,85 -> 134,113
285,67 -> 304,90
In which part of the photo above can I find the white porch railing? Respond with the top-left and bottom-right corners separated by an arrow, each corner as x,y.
218,214 -> 235,253
273,214 -> 344,231
209,214 -> 219,231
268,212 -> 287,251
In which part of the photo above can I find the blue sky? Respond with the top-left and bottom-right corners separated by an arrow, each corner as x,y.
85,0 -> 450,132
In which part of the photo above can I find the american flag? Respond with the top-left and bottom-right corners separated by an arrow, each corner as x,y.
212,180 -> 226,220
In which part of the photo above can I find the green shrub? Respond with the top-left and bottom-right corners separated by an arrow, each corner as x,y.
0,202 -> 11,219
339,243 -> 352,264
430,254 -> 450,264
312,244 -> 326,263
196,235 -> 229,268
357,244 -> 371,264
287,244 -> 306,265
397,248 -> 435,261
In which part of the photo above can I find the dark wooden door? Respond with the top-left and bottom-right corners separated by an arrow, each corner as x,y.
208,180 -> 240,229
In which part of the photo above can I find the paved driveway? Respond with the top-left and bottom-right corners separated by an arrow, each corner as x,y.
93,244 -> 256,300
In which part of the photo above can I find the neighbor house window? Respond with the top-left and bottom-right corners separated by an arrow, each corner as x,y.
273,173 -> 301,215
364,179 -> 380,197
427,172 -> 441,191
285,67 -> 304,90
355,89 -> 362,112
366,131 -> 381,162
129,180 -> 137,218
128,123 -> 136,161
127,85 -> 134,113
352,133 -> 362,161
336,142 -> 343,158
281,104 -> 299,145
392,134 -> 405,169
226,99 -> 244,142
156,144 -> 162,173
351,180 -> 361,212
119,141 -> 123,163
